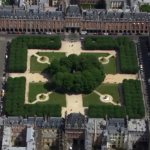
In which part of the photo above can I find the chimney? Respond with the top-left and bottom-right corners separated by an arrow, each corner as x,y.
94,119 -> 97,142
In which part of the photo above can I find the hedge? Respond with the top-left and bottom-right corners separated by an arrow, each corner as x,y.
84,36 -> 138,74
8,36 -> 61,73
89,79 -> 145,119
116,37 -> 139,73
5,77 -> 61,117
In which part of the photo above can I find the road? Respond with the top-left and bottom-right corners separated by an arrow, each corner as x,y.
139,37 -> 150,120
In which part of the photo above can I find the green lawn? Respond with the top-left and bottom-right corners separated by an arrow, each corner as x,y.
29,82 -> 55,102
83,92 -> 112,107
37,91 -> 66,107
81,52 -> 109,59
103,56 -> 117,74
30,52 -> 66,73
29,83 -> 66,106
30,55 -> 49,73
95,83 -> 120,103
38,52 -> 66,61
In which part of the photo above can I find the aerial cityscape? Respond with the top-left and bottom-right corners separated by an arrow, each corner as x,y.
0,0 -> 150,149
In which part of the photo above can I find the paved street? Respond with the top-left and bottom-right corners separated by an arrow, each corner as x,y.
139,36 -> 150,121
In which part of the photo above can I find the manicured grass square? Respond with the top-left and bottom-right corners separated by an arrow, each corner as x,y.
37,90 -> 66,107
103,56 -> 117,74
82,92 -> 112,107
29,83 -> 66,106
81,52 -> 109,58
38,52 -> 66,61
29,82 -> 54,102
30,55 -> 49,73
30,52 -> 66,73
95,83 -> 120,103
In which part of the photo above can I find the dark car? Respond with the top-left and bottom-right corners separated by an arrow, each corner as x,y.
129,33 -> 132,35
123,33 -> 127,35
12,32 -> 16,34
3,72 -> 6,77
38,32 -> 42,34
31,32 -> 36,34
21,32 -> 26,34
43,32 -> 46,34
98,33 -> 103,35
7,31 -> 11,34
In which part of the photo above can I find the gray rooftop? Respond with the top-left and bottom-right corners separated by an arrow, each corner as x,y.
66,5 -> 81,17
107,118 -> 128,135
128,119 -> 147,133
36,117 -> 65,129
66,113 -> 85,129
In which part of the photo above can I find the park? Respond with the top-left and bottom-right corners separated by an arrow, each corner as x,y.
6,35 -> 145,118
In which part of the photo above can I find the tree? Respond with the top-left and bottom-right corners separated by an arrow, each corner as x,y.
50,54 -> 105,93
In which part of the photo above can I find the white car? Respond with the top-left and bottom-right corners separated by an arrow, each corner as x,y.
2,89 -> 5,93
46,32 -> 51,35
5,55 -> 8,59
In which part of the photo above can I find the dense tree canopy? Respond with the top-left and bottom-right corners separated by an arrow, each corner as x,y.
50,54 -> 105,92
5,77 -> 61,117
140,4 -> 150,12
8,36 -> 61,73
89,79 -> 145,119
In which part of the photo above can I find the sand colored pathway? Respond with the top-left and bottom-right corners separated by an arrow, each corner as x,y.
61,94 -> 88,118
94,90 -> 121,106
104,74 -> 138,83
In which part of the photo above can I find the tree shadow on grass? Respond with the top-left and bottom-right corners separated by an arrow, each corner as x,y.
43,82 -> 55,91
41,66 -> 50,73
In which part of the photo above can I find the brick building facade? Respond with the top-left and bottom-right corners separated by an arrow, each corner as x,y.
0,5 -> 149,34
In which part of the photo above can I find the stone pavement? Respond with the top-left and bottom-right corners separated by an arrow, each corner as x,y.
61,94 -> 88,117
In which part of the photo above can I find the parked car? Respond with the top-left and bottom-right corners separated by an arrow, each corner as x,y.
123,33 -> 127,35
98,33 -> 103,35
7,31 -> 11,34
103,33 -> 108,35
3,72 -> 6,77
2,81 -> 6,85
17,32 -> 20,34
93,33 -> 98,35
38,32 -> 42,34
129,33 -> 132,35
80,37 -> 85,41
21,32 -> 26,34
46,32 -> 51,35
12,32 -> 16,34
31,32 -> 36,34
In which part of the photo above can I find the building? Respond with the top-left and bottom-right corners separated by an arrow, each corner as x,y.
64,112 -> 86,149
85,118 -> 107,150
128,119 -> 148,148
0,0 -> 149,34
2,116 -> 36,150
35,117 -> 65,150
0,115 -> 149,150
107,118 -> 128,149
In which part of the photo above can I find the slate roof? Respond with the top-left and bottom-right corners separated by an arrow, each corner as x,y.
36,117 -> 65,129
0,8 -> 65,20
66,5 -> 81,17
66,113 -> 85,129
82,9 -> 149,21
107,118 -> 128,135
